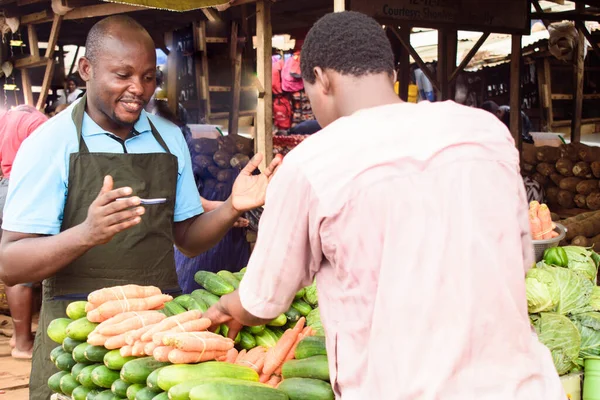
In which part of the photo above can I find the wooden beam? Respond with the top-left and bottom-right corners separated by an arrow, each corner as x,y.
536,59 -> 548,131
64,3 -> 145,20
445,30 -> 457,100
165,31 -> 178,115
21,9 -> 52,25
14,56 -> 49,69
201,7 -> 222,22
68,46 -> 80,76
509,35 -> 522,149
437,29 -> 449,101
449,32 -> 490,84
544,57 -> 554,128
228,21 -> 242,136
530,11 -> 600,23
572,3 -> 586,143
45,14 -> 62,59
388,26 -> 440,92
255,0 -> 273,170
576,20 -> 600,58
21,69 -> 34,106
398,26 -> 410,101
27,25 -> 39,57
193,21 -> 211,121
37,57 -> 56,110
334,0 -> 345,12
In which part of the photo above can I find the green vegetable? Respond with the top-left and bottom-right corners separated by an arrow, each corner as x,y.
291,299 -> 312,316
85,389 -> 104,400
174,295 -> 206,312
146,367 -> 167,393
254,328 -> 278,348
543,247 -> 569,267
95,390 -> 118,400
111,379 -> 131,398
239,330 -> 256,350
267,313 -> 287,327
67,301 -> 89,320
73,342 -> 90,363
295,288 -> 306,300
247,325 -> 265,335
277,378 -> 334,400
104,349 -> 136,371
47,317 -> 72,344
194,271 -> 234,296
67,317 -> 99,341
525,267 -> 560,313
78,364 -> 102,389
92,365 -> 121,389
59,373 -> 79,396
232,272 -> 245,280
572,312 -> 600,358
295,336 -> 327,359
164,301 -> 186,316
531,313 -> 581,375
282,355 -> 330,381
535,265 -> 594,315
50,345 -> 67,363
72,385 -> 94,400
157,362 -> 259,392
284,307 -> 302,323
63,337 -> 84,353
152,393 -> 168,400
306,308 -> 321,327
48,371 -> 69,394
55,352 -> 77,371
72,362 -> 90,380
564,246 -> 598,282
120,357 -> 170,384
85,345 -> 111,362
304,281 -> 318,306
127,384 -> 146,400
134,387 -> 156,400
217,270 -> 240,289
188,378 -> 287,400
191,289 -> 220,307
591,287 -> 600,312
219,324 -> 241,344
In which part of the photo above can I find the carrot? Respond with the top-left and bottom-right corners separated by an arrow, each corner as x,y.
253,350 -> 267,375
85,302 -> 97,313
144,341 -> 159,356
275,333 -> 306,375
87,294 -> 173,323
132,341 -> 149,357
87,333 -> 109,346
93,311 -> 140,333
153,346 -> 174,362
88,284 -> 162,304
127,324 -> 156,345
259,372 -> 271,383
104,333 -> 129,350
538,204 -> 554,240
235,349 -> 247,364
120,346 -> 133,357
141,311 -> 203,342
216,354 -> 228,362
99,311 -> 165,336
166,333 -> 235,352
301,326 -> 315,337
266,375 -> 281,388
225,348 -> 238,364
263,317 -> 305,377
168,349 -> 227,364
529,202 -> 543,240
150,318 -> 212,345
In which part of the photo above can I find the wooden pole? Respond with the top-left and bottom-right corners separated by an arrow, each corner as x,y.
67,46 -> 80,76
572,3 -> 586,143
334,0 -> 345,12
398,27 -> 410,102
509,34 -> 522,149
437,29 -> 449,101
21,70 -> 34,106
36,14 -> 62,111
228,21 -> 242,136
256,0 -> 273,170
449,32 -> 490,83
27,25 -> 39,57
445,30 -> 457,100
544,57 -> 554,130
165,31 -> 178,115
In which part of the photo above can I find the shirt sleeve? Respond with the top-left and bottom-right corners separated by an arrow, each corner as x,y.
238,160 -> 321,319
172,127 -> 203,222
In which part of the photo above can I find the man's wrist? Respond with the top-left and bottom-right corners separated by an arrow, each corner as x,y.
224,197 -> 244,219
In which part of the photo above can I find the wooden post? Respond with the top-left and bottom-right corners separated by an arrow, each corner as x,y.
21,70 -> 34,106
193,21 -> 211,122
27,25 -> 39,57
446,30 -> 457,101
256,0 -> 273,170
67,46 -> 80,76
398,26 -> 410,101
437,29 -> 449,101
544,57 -> 554,129
165,31 -> 178,115
334,0 -> 345,12
509,34 -> 522,149
229,21 -> 242,136
36,14 -> 62,110
571,2 -> 585,143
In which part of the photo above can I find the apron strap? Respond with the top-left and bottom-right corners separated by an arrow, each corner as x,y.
148,120 -> 172,155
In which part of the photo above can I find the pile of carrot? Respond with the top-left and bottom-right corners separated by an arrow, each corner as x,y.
530,201 -> 560,241
86,285 -> 172,323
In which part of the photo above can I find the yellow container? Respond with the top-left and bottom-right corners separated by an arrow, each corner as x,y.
408,84 -> 418,103
562,371 -> 582,400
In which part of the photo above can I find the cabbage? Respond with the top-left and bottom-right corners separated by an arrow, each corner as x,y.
571,312 -> 600,358
526,268 -> 560,313
591,287 -> 600,312
532,312 -> 581,375
563,246 -> 598,282
539,265 -> 594,315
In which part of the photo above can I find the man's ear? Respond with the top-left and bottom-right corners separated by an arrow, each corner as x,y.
78,57 -> 92,82
392,70 -> 398,84
313,67 -> 331,95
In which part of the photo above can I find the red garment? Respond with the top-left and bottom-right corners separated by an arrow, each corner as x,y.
272,57 -> 284,95
0,106 -> 48,178
282,54 -> 304,93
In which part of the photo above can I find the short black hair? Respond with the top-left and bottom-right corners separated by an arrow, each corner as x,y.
300,11 -> 395,84
85,15 -> 147,64
481,100 -> 500,114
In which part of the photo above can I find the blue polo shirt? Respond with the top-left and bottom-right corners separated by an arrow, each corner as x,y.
2,99 -> 204,235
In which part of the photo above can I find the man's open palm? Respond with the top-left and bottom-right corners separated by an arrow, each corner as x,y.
231,154 -> 282,212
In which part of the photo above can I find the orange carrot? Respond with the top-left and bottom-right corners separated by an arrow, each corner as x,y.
85,302 -> 97,313
538,204 -> 554,240
529,202 -> 543,240
87,294 -> 173,323
225,348 -> 238,363
263,317 -> 305,377
104,333 -> 129,350
259,372 -> 271,383
141,311 -> 203,342
151,318 -> 212,345
166,333 -> 235,352
234,349 -> 247,364
216,354 -> 228,362
127,324 -> 156,345
88,284 -> 162,304
168,349 -> 227,364
266,375 -> 281,388
131,341 -> 147,357
275,332 -> 306,375
99,311 -> 165,336
93,311 -> 140,333
153,346 -> 174,362
87,333 -> 109,346
120,345 -> 133,357
144,341 -> 159,356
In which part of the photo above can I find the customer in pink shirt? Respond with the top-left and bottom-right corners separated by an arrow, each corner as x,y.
0,105 -> 47,359
205,12 -> 565,400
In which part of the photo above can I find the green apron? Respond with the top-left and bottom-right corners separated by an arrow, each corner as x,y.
30,96 -> 181,399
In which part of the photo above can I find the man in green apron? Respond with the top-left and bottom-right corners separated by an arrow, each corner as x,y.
0,15 -> 280,400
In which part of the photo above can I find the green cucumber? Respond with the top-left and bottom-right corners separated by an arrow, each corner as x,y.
282,355 -> 330,381
55,352 -> 77,371
194,271 -> 234,296
67,317 -> 99,341
277,377 -> 334,400
173,295 -> 205,312
94,391 -> 117,400
146,366 -> 167,393
111,379 -> 131,398
127,384 -> 146,400
85,345 -> 110,362
295,288 -> 306,300
239,330 -> 256,350
284,307 -> 302,323
188,378 -> 287,400
191,289 -> 220,307
63,337 -> 84,352
67,301 -> 89,320
295,336 -> 327,359
48,317 -> 72,344
216,270 -> 240,289
240,267 -> 247,273
157,362 -> 258,392
152,393 -> 168,400
73,342 -> 90,363
85,389 -> 103,400
247,325 -> 264,335
232,272 -> 245,280
78,364 -> 102,389
104,349 -> 136,371
163,301 -> 186,316
267,313 -> 287,327
120,357 -> 170,384
48,370 -> 69,393
134,387 -> 156,400
92,365 -> 121,389
72,385 -> 95,400
72,362 -> 90,380
59,373 -> 79,396
219,325 -> 241,344
50,345 -> 67,363
270,327 -> 285,340
291,299 -> 312,316
254,328 -> 278,348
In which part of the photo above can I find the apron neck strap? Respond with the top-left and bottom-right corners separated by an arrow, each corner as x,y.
71,95 -> 172,155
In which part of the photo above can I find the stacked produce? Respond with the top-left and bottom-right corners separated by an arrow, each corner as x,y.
46,274 -> 332,400
529,201 -> 560,240
526,245 -> 600,375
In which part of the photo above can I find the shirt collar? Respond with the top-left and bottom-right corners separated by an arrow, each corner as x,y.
81,109 -> 152,137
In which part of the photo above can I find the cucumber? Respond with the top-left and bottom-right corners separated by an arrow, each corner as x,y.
85,345 -> 110,362
157,362 -> 259,392
295,336 -> 327,359
246,325 -> 264,335
63,337 -> 84,353
50,345 -> 67,363
267,313 -> 287,327
270,327 -> 284,340
152,393 -> 168,400
72,362 -> 90,380
55,352 -> 77,371
173,295 -> 205,312
126,384 -> 146,400
78,364 -> 102,389
104,349 -> 136,371
48,370 -> 69,393
240,267 -> 247,273
85,389 -> 103,400
92,365 -> 121,389
194,271 -> 234,296
254,328 -> 278,348
216,271 -> 240,289
167,380 -> 205,400
284,307 -> 302,323
163,301 -> 186,316
232,272 -> 245,280
146,366 -> 167,393
295,288 -> 306,300
239,331 -> 256,350
59,373 -> 79,396
48,317 -> 72,344
94,391 -> 117,400
72,385 -> 95,400
188,378 -> 287,400
73,342 -> 90,363
277,377 -> 334,400
190,289 -> 220,307
282,355 -> 330,381
219,325 -> 241,344
135,387 -> 156,400
111,379 -> 131,398
67,301 -> 89,320
291,299 -> 312,316
120,357 -> 170,384
67,317 -> 99,341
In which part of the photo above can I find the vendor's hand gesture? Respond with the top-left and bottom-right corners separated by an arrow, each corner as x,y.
81,176 -> 145,246
231,153 -> 282,213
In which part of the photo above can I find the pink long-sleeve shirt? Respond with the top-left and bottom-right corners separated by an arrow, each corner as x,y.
239,101 -> 565,400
